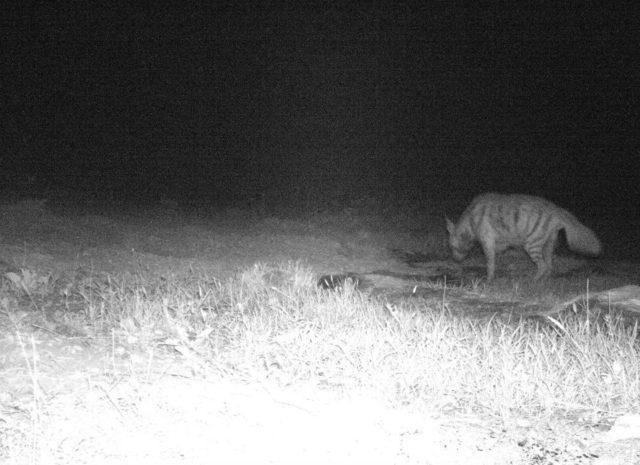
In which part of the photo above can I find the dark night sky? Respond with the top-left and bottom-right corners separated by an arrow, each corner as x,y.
1,2 -> 638,217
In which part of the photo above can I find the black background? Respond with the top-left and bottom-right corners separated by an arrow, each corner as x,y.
2,2 -> 638,237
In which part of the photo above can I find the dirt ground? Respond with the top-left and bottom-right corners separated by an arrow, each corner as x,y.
1,200 -> 639,464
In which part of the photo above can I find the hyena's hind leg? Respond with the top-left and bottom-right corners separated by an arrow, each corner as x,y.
527,234 -> 558,280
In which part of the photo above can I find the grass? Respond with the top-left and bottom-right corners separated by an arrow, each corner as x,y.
9,261 -> 637,421
1,198 -> 639,463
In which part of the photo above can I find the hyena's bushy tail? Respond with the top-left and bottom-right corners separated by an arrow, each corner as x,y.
561,213 -> 602,256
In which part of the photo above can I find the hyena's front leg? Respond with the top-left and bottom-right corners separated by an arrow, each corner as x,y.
479,239 -> 497,281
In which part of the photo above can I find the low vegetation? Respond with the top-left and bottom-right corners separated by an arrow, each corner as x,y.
1,198 -> 638,464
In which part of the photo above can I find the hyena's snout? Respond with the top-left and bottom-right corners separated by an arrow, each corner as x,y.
449,246 -> 467,262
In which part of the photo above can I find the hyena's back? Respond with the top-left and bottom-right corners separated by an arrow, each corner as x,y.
446,193 -> 602,280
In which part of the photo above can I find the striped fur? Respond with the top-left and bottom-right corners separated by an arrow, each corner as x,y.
445,193 -> 602,280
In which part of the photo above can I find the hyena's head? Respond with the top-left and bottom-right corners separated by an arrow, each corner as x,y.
445,217 -> 473,262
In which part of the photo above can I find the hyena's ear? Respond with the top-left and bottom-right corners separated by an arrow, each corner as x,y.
445,217 -> 456,234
